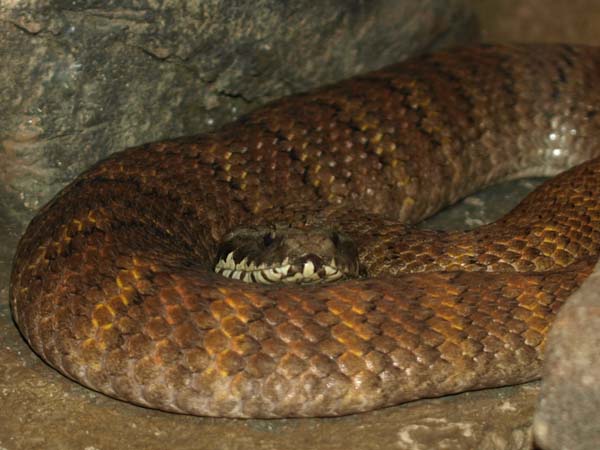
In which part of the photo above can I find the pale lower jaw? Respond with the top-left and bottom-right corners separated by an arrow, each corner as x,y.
214,255 -> 345,284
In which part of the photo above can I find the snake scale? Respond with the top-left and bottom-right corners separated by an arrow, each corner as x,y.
9,44 -> 600,418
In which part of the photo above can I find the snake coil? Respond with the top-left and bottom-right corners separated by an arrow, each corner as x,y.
10,44 -> 600,418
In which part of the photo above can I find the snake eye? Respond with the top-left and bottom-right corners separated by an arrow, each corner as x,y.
263,232 -> 275,247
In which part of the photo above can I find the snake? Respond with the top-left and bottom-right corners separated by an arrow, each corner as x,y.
9,44 -> 600,418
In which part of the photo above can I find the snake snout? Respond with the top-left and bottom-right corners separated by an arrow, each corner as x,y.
214,225 -> 360,284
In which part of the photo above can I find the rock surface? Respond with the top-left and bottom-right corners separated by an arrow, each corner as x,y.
533,261 -> 600,450
469,0 -> 600,44
0,0 -> 476,229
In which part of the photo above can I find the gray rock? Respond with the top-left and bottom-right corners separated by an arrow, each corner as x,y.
533,260 -> 600,450
0,0 -> 476,229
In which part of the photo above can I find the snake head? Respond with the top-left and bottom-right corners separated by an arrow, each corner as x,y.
214,225 -> 360,284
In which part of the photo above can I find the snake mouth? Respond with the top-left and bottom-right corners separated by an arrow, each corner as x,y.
213,225 -> 360,284
214,252 -> 346,284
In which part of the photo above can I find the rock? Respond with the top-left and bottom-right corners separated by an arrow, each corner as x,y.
0,0 -> 477,229
533,259 -> 600,450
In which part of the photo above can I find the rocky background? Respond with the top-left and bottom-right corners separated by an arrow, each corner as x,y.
0,0 -> 474,228
1,1 -> 599,449
471,0 -> 600,44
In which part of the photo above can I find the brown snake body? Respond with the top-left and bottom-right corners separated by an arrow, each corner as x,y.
10,44 -> 600,418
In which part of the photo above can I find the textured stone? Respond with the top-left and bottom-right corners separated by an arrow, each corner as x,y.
0,0 -> 476,229
468,0 -> 600,44
533,260 -> 600,450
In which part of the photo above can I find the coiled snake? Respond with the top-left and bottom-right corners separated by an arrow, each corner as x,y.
9,44 -> 600,418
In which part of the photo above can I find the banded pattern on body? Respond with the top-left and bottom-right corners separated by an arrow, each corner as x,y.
9,44 -> 600,417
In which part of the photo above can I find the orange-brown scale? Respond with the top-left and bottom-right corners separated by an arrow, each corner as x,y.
9,44 -> 600,417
